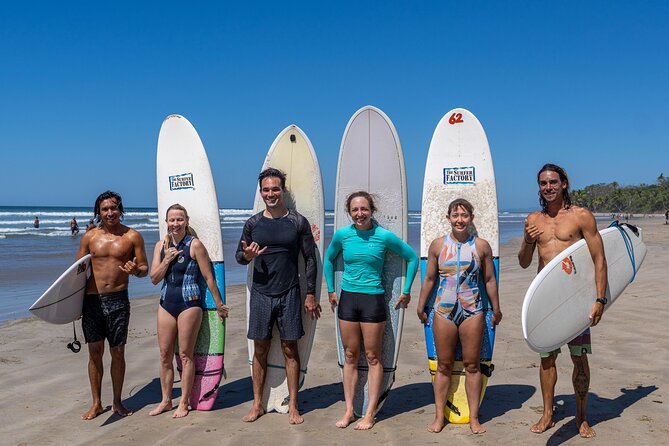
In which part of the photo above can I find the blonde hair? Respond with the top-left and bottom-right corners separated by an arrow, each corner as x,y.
163,204 -> 197,251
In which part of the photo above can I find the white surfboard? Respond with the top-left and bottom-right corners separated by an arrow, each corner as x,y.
420,107 -> 498,423
246,125 -> 324,413
334,105 -> 408,417
157,114 -> 226,411
29,255 -> 92,324
522,222 -> 646,353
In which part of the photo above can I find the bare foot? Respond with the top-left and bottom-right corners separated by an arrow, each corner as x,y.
530,414 -> 555,433
426,418 -> 445,433
354,416 -> 375,430
148,400 -> 172,416
112,401 -> 133,417
172,403 -> 189,418
578,420 -> 596,438
81,404 -> 104,420
335,413 -> 356,428
288,407 -> 304,425
242,406 -> 265,422
470,418 -> 486,434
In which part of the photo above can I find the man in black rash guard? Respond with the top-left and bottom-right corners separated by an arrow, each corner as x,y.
236,168 -> 321,425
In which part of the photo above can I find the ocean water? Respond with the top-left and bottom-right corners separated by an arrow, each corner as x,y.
0,206 -> 529,322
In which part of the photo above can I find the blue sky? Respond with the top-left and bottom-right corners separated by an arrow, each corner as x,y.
1,1 -> 667,211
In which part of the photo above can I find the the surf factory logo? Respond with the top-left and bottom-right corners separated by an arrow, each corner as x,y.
169,173 -> 195,191
443,166 -> 476,185
561,256 -> 577,275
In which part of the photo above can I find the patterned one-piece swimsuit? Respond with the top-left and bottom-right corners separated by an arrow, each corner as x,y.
434,233 -> 483,326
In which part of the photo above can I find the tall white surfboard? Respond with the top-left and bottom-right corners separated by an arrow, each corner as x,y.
156,114 -> 226,411
334,105 -> 408,417
420,108 -> 498,423
246,125 -> 324,413
522,222 -> 646,353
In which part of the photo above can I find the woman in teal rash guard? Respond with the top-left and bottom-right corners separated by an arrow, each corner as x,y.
325,191 -> 418,430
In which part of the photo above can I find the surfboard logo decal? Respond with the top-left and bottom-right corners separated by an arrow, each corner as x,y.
443,167 -> 476,184
169,173 -> 195,191
311,224 -> 320,242
561,256 -> 576,275
76,262 -> 87,274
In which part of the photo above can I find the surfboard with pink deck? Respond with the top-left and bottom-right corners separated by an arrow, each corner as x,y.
156,114 -> 226,410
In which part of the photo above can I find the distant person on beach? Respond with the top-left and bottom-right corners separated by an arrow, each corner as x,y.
33,216 -> 39,228
324,191 -> 418,430
76,191 -> 149,420
665,210 -> 668,224
236,168 -> 320,425
149,203 -> 228,418
417,198 -> 502,435
86,218 -> 96,231
518,164 -> 607,438
70,217 -> 79,236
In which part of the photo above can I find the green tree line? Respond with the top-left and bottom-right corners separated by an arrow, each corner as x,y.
572,174 -> 669,213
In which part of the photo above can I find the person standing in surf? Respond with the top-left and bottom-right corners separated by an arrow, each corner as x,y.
518,163 -> 608,438
70,217 -> 80,236
417,198 -> 502,435
148,204 -> 228,418
236,168 -> 321,425
75,190 -> 149,420
324,191 -> 418,430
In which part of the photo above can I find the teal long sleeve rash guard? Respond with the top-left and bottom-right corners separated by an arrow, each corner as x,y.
324,223 -> 418,295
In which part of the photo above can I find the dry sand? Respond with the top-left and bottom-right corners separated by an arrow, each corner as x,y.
1,216 -> 667,445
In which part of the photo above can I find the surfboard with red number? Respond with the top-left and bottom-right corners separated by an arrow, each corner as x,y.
420,108 -> 499,423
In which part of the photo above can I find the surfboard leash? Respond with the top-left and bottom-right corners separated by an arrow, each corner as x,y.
609,221 -> 638,282
67,321 -> 81,353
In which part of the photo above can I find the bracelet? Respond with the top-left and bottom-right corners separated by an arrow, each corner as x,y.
524,236 -> 536,245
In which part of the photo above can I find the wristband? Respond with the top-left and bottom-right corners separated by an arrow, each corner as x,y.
596,297 -> 608,305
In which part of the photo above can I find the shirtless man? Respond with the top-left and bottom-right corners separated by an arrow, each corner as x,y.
76,191 -> 148,420
518,164 -> 607,438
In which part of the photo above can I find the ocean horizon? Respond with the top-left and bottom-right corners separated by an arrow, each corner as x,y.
0,205 -> 536,323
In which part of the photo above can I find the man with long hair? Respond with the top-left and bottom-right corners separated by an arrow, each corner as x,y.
518,164 -> 608,438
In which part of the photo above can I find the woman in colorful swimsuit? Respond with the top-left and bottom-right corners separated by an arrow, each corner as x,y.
417,198 -> 502,434
149,204 -> 228,418
325,191 -> 418,430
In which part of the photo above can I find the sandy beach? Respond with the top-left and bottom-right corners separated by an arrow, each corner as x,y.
1,216 -> 667,446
